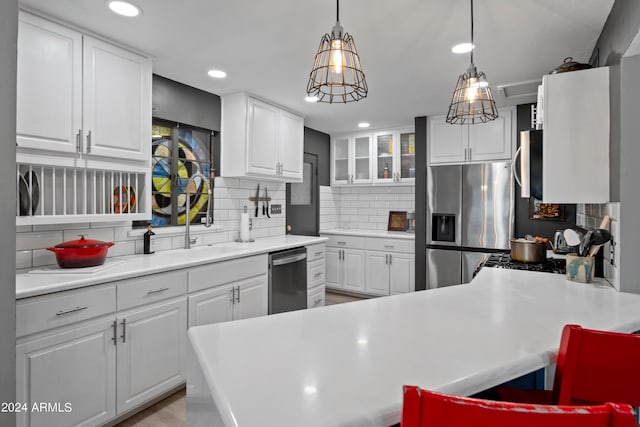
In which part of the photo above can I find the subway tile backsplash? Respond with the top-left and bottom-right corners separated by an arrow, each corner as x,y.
16,177 -> 286,272
576,202 -> 620,290
319,185 -> 416,232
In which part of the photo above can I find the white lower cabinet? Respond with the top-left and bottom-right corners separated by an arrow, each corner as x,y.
16,317 -> 116,427
16,247 -> 317,426
365,251 -> 390,295
325,247 -> 365,293
325,234 -> 415,297
116,298 -> 187,415
187,255 -> 268,328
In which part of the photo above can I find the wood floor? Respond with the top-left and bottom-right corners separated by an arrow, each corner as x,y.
115,291 -> 365,426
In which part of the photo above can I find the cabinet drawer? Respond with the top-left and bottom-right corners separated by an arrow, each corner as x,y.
307,285 -> 325,309
306,244 -> 326,262
307,259 -> 325,288
17,285 -> 116,337
117,270 -> 187,311
188,254 -> 268,293
324,235 -> 366,249
366,238 -> 414,253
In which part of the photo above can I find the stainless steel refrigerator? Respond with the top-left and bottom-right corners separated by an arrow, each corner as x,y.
426,162 -> 514,288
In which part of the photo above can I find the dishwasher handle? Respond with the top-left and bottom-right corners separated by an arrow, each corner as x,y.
271,252 -> 307,266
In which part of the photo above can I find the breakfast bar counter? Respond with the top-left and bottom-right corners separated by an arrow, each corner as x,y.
187,268 -> 640,427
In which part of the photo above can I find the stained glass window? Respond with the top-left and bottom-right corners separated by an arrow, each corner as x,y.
150,121 -> 213,227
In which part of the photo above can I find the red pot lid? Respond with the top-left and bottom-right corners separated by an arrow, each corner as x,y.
55,235 -> 112,248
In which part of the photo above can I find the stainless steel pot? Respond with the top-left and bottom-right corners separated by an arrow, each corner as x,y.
510,238 -> 547,263
549,57 -> 593,74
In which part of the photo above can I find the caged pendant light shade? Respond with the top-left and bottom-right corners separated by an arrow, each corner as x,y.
446,0 -> 498,124
306,0 -> 368,103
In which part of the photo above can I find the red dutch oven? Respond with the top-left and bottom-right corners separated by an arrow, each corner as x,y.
47,235 -> 115,268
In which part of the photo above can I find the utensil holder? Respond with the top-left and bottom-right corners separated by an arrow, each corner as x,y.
566,254 -> 595,283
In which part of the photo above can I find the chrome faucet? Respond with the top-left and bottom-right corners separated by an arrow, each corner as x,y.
183,173 -> 212,249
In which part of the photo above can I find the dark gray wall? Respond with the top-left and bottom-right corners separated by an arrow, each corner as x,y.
152,74 -> 221,132
0,0 -> 17,423
303,127 -> 330,186
590,0 -> 640,292
414,117 -> 427,291
514,104 -> 576,239
589,0 -> 640,201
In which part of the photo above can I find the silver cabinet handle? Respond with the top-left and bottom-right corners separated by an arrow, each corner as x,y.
230,288 -> 235,303
314,251 -> 323,257
56,306 -> 88,316
385,254 -> 388,264
147,287 -> 169,295
111,320 -> 117,346
337,241 -> 346,245
236,286 -> 240,304
389,254 -> 392,264
469,147 -> 472,159
384,245 -> 395,249
86,130 -> 92,153
314,298 -> 323,305
120,318 -> 126,343
76,129 -> 82,152
464,147 -> 467,161
313,272 -> 323,279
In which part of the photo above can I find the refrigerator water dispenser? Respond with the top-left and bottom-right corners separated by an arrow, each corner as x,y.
432,214 -> 456,242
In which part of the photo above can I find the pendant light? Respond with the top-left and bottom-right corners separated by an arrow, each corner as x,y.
446,0 -> 498,124
306,0 -> 368,103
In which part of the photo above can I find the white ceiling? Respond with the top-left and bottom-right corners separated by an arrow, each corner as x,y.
20,0 -> 614,135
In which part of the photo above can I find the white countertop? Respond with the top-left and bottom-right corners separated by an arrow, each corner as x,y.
16,235 -> 327,299
321,229 -> 415,240
187,268 -> 640,427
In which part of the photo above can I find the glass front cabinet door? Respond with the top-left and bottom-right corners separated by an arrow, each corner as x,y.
331,134 -> 372,185
373,128 -> 415,184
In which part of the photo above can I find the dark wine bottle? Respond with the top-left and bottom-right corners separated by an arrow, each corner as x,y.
143,225 -> 156,254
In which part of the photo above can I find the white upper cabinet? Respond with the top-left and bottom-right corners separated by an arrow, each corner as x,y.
221,93 -> 304,182
331,133 -> 373,185
277,109 -> 305,180
428,107 -> 515,165
331,126 -> 414,186
15,12 -> 152,225
16,12 -> 151,163
541,67 -> 609,203
373,127 -> 415,184
82,36 -> 151,162
16,12 -> 82,154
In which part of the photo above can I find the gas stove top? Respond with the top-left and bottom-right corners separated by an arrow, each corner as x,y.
481,253 -> 566,275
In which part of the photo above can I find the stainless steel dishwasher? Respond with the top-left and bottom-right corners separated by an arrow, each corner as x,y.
268,247 -> 307,314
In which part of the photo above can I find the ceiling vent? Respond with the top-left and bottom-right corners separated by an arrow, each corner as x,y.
496,79 -> 541,103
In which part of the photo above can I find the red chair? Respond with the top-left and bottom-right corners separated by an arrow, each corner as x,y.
401,386 -> 637,427
497,324 -> 640,406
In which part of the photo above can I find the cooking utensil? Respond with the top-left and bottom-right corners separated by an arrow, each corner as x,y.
265,186 -> 270,218
47,235 -> 115,268
579,230 -> 593,257
254,184 -> 260,218
587,228 -> 612,257
510,238 -> 547,263
563,227 -> 587,247
549,57 -> 593,74
552,230 -> 571,253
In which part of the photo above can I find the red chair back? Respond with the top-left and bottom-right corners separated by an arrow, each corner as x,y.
554,324 -> 640,406
401,386 -> 637,427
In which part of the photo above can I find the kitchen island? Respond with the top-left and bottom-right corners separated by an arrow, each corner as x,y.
187,268 -> 640,427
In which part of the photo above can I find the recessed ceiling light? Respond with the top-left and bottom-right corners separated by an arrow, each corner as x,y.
207,69 -> 227,79
107,1 -> 141,17
304,96 -> 319,103
358,122 -> 370,128
451,43 -> 474,54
